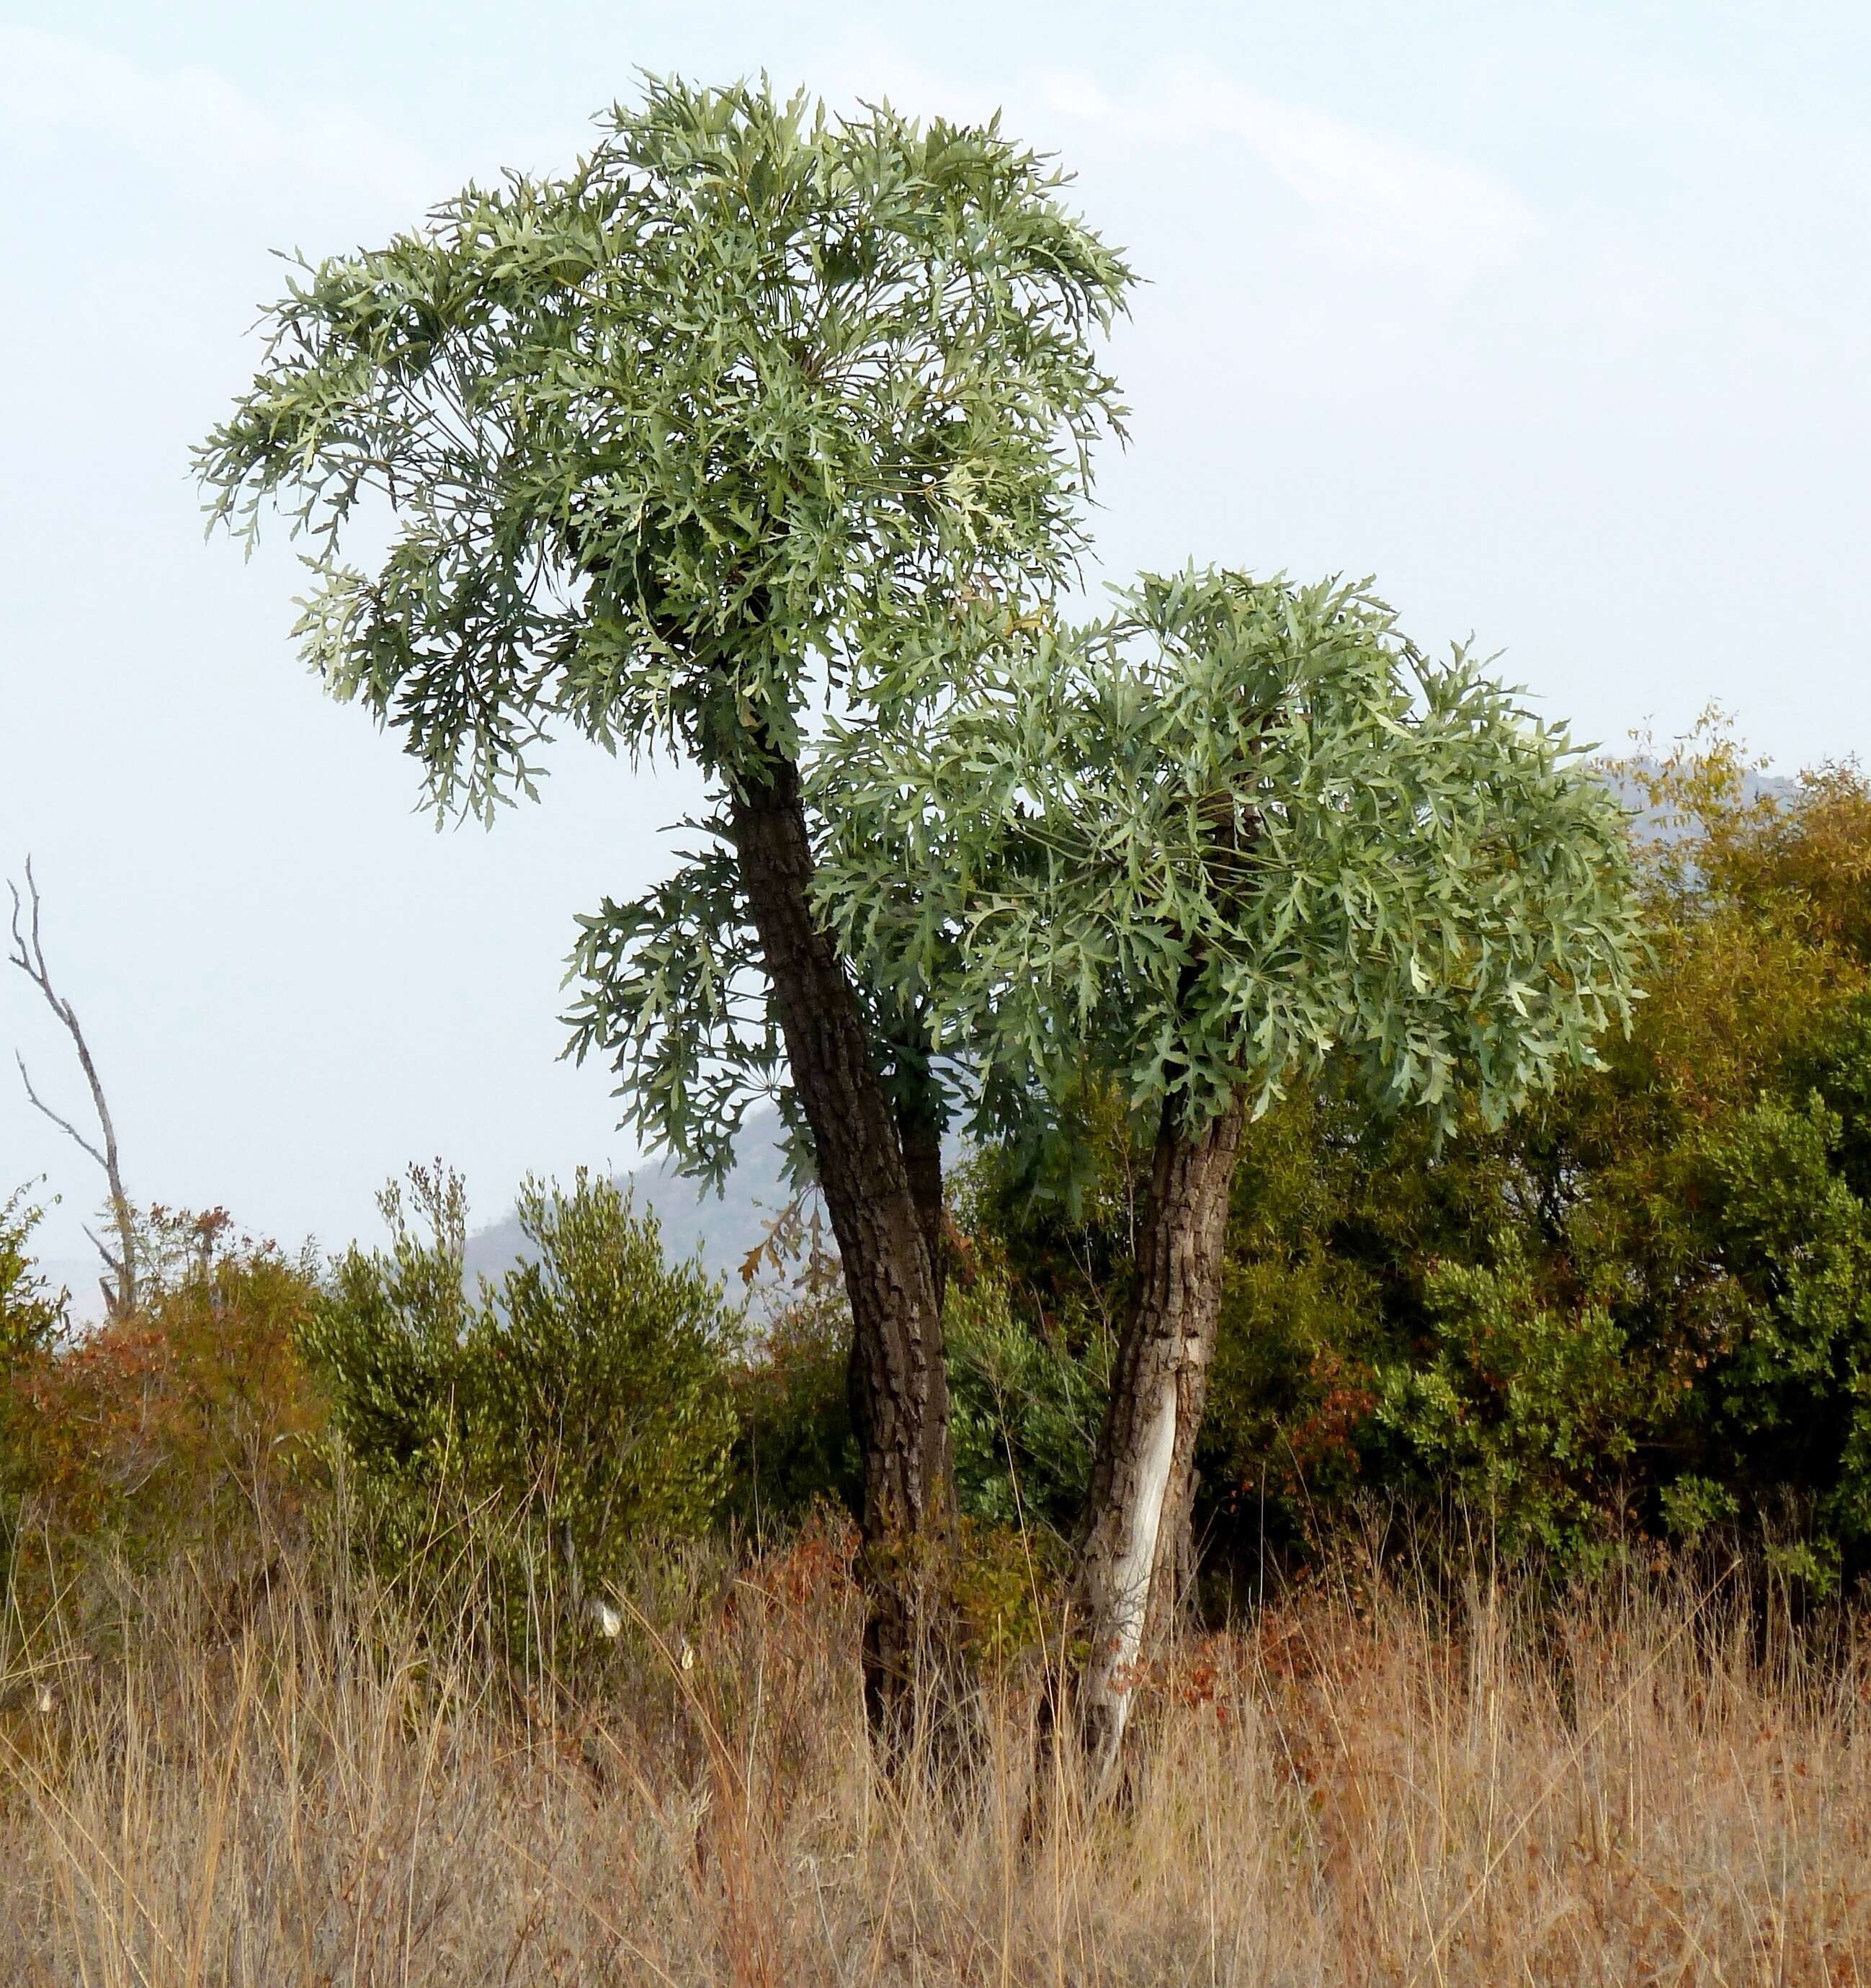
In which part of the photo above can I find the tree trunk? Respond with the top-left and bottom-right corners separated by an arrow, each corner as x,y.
1073,1089 -> 1246,1773
896,1091 -> 948,1319
725,749 -> 955,1724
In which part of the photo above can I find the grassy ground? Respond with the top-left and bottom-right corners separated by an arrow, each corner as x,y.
2,1526 -> 1868,1985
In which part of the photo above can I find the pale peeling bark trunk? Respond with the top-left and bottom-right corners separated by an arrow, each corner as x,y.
1075,1090 -> 1246,1773
725,749 -> 955,1729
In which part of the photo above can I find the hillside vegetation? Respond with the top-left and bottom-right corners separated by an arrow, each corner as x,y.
4,726 -> 1871,1977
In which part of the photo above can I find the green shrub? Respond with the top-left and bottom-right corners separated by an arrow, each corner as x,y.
0,1185 -> 66,1586
0,1185 -> 66,1368
1370,1247 -> 1677,1560
303,1167 -> 740,1628
946,1267 -> 1112,1540
721,1148 -> 1117,1556
726,1275 -> 862,1535
1189,741 -> 1871,1585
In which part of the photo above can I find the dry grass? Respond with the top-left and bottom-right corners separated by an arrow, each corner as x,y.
3,1526 -> 1870,1985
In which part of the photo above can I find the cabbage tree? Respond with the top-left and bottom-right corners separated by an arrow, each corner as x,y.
197,77 -> 1131,1710
818,568 -> 1643,1762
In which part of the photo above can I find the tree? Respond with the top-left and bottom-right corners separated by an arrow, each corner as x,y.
197,77 -> 1131,1714
818,568 -> 1643,1764
7,860 -> 136,1319
954,727 -> 1871,1595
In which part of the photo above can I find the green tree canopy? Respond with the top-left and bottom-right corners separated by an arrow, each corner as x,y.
818,568 -> 1644,1141
200,79 -> 1128,806
197,76 -> 1132,1180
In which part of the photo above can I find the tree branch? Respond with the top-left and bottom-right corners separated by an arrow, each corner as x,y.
7,858 -> 137,1319
16,1053 -> 109,1173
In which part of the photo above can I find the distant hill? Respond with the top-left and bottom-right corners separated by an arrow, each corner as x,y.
36,1128 -> 805,1327
1604,762 -> 1795,842
462,1111 -> 803,1293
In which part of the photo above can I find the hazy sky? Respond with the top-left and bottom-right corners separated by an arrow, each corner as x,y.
4,1 -> 1867,1275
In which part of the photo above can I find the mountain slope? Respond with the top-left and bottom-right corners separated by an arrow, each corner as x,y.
461,1114 -> 800,1291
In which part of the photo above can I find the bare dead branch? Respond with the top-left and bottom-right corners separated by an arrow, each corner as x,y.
16,1053 -> 109,1174
7,857 -> 136,1319
80,1223 -> 122,1275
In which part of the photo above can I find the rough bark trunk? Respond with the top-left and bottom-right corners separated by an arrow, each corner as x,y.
1073,1089 -> 1246,1773
896,1095 -> 947,1320
725,749 -> 955,1724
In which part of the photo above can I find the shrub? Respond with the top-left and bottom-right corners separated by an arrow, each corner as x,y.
937,1115 -> 1140,1538
1370,1247 -> 1679,1560
0,1185 -> 65,1368
726,1273 -> 862,1535
1,1208 -> 323,1608
945,1267 -> 1112,1541
303,1166 -> 741,1626
1190,736 -> 1871,1586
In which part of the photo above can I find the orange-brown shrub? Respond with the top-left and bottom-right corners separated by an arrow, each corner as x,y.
1,1213 -> 323,1587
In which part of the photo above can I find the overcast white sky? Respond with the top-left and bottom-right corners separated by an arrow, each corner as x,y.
3,1 -> 1867,1275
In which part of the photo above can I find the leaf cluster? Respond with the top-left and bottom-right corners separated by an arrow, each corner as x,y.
0,1185 -> 66,1368
563,823 -> 972,1186
816,567 -> 1645,1141
198,76 -> 1131,814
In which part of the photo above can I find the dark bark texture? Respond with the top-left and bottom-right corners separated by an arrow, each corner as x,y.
896,1094 -> 949,1320
725,749 -> 955,1718
1074,1089 -> 1246,1765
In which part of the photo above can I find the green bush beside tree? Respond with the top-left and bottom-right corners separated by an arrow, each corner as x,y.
303,1167 -> 739,1636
